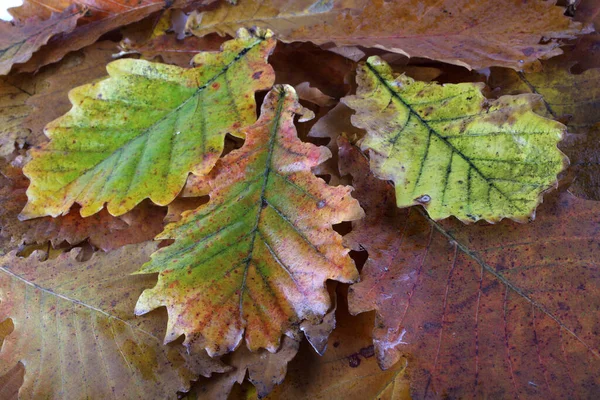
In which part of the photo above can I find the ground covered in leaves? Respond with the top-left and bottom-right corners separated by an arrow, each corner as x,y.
1,0 -> 600,399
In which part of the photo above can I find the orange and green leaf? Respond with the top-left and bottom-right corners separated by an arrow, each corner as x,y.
134,85 -> 364,357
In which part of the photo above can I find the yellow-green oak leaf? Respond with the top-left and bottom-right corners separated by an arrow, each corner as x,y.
134,85 -> 364,356
343,56 -> 568,223
20,28 -> 276,219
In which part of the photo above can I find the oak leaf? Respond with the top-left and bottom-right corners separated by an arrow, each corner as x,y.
341,138 -> 600,399
134,85 -> 363,357
0,243 -> 227,399
7,0 -> 219,73
0,158 -> 166,253
20,29 -> 275,219
0,5 -> 85,75
187,0 -> 587,71
489,40 -> 600,201
265,295 -> 411,400
117,10 -> 227,68
0,41 -> 115,158
343,56 -> 567,223
23,41 -> 117,146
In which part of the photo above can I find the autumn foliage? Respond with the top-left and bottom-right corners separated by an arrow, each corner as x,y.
1,0 -> 599,399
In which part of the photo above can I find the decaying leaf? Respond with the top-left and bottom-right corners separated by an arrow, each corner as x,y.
118,10 -> 228,68
490,47 -> 600,136
21,29 -> 276,219
7,0 -> 219,73
0,242 -> 227,399
343,56 -> 567,223
1,158 -> 166,253
266,295 -> 411,400
0,77 -> 32,159
134,85 -> 363,357
0,41 -> 113,158
189,336 -> 300,399
341,138 -> 600,399
23,41 -> 117,145
0,5 -> 85,76
187,0 -> 587,71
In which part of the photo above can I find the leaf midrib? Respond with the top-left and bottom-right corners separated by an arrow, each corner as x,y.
0,265 -> 160,340
238,87 -> 287,314
418,208 -> 600,360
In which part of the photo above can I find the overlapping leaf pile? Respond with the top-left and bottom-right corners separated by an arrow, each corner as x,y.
1,0 -> 599,399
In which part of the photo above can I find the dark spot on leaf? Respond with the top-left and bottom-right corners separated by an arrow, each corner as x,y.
252,71 -> 263,80
348,354 -> 361,368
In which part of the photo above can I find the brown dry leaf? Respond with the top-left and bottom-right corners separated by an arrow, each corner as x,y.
0,41 -> 117,158
0,242 -> 227,399
185,303 -> 337,399
264,295 -> 411,400
118,10 -> 227,67
188,336 -> 300,399
341,137 -> 600,398
0,5 -> 85,75
0,77 -> 32,158
0,363 -> 23,400
573,0 -> 599,29
8,0 -> 219,73
187,0 -> 588,71
308,102 -> 364,185
0,159 -> 166,253
24,40 -> 117,145
271,42 -> 355,100
294,82 -> 336,107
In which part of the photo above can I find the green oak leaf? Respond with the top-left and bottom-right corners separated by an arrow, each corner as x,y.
343,56 -> 568,223
20,28 -> 275,219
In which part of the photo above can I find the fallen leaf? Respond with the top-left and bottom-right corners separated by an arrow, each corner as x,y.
0,363 -> 23,400
489,40 -> 600,201
118,10 -> 228,67
187,0 -> 587,71
188,336 -> 300,399
0,77 -> 32,158
20,29 -> 276,219
294,82 -> 336,107
0,5 -> 85,75
265,292 -> 411,400
0,42 -> 112,157
8,0 -> 219,73
573,0 -> 599,30
341,137 -> 600,399
270,42 -> 355,100
134,85 -> 363,357
0,242 -> 227,399
490,46 -> 600,136
308,102 -> 365,185
343,56 -> 567,223
1,157 -> 166,253
24,41 -> 117,146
